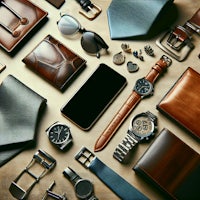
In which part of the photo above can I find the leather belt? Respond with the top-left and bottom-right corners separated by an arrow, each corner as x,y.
156,8 -> 200,61
75,0 -> 101,20
75,147 -> 149,200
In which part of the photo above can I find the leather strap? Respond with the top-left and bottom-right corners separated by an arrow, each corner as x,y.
184,8 -> 200,35
94,91 -> 141,152
94,55 -> 171,152
145,56 -> 170,83
75,147 -> 149,200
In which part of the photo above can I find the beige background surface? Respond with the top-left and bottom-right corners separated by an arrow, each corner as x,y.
0,0 -> 200,199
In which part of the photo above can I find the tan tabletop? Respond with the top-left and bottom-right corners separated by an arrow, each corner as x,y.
0,0 -> 200,199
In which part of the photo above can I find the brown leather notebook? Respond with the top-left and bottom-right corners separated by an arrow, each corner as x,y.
157,67 -> 200,140
22,35 -> 86,91
133,128 -> 200,200
0,0 -> 48,52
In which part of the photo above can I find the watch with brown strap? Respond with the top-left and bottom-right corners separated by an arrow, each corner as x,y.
94,55 -> 172,152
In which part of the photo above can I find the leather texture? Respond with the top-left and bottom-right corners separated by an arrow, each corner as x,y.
46,0 -> 65,8
0,75 -> 47,166
94,56 -> 169,152
22,35 -> 86,91
107,0 -> 176,40
0,0 -> 48,52
89,157 -> 149,200
133,128 -> 200,200
157,67 -> 200,140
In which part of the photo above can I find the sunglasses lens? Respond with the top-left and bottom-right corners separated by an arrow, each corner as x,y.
81,32 -> 102,54
57,15 -> 80,35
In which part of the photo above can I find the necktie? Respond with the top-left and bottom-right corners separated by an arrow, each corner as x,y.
107,0 -> 176,40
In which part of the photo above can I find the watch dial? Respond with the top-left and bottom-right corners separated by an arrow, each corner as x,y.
134,78 -> 153,96
75,180 -> 93,198
49,124 -> 70,144
132,115 -> 153,137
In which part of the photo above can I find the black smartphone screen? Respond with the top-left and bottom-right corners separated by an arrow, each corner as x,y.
60,63 -> 127,130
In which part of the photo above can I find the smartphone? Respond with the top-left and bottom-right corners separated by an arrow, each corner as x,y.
61,63 -> 127,130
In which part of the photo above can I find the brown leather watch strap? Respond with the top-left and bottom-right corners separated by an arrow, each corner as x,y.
145,57 -> 169,83
94,55 -> 171,152
185,8 -> 200,34
94,92 -> 141,152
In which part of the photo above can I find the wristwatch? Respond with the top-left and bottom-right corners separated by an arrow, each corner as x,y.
63,167 -> 98,200
113,111 -> 157,163
46,122 -> 73,150
94,55 -> 172,152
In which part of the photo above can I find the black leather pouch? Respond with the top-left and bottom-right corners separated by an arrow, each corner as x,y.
0,75 -> 47,166
133,128 -> 200,200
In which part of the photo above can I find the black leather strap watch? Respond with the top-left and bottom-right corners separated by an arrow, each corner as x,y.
63,167 -> 98,200
113,111 -> 157,163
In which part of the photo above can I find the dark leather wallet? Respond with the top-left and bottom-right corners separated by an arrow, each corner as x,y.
0,0 -> 48,52
46,0 -> 65,8
0,75 -> 47,166
22,35 -> 86,91
157,67 -> 200,140
133,128 -> 200,200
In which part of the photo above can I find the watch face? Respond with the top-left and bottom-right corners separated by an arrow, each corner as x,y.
75,179 -> 93,199
134,78 -> 153,96
48,124 -> 70,144
131,114 -> 154,138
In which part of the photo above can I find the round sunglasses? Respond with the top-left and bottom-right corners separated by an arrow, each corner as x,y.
57,14 -> 109,58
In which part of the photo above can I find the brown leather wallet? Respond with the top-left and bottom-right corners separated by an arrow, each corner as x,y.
22,35 -> 86,91
133,128 -> 200,200
0,0 -> 48,52
156,67 -> 200,140
46,0 -> 65,8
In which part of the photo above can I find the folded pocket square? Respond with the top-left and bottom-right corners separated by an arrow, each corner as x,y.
0,75 -> 47,166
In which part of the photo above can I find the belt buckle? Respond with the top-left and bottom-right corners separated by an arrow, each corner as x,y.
9,150 -> 56,200
156,25 -> 194,61
79,3 -> 102,21
75,147 -> 95,168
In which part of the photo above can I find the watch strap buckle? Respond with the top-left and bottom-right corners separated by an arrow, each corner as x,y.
78,1 -> 102,20
156,29 -> 194,62
167,25 -> 192,51
75,147 -> 95,168
160,55 -> 172,67
9,150 -> 56,200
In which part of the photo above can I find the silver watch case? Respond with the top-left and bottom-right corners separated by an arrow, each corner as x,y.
128,112 -> 157,142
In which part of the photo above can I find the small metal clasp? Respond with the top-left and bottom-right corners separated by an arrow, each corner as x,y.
75,147 -> 95,168
9,150 -> 56,200
79,3 -> 102,21
42,181 -> 67,200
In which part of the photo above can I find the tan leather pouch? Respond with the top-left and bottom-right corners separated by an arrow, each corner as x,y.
22,35 -> 86,91
156,67 -> 200,140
